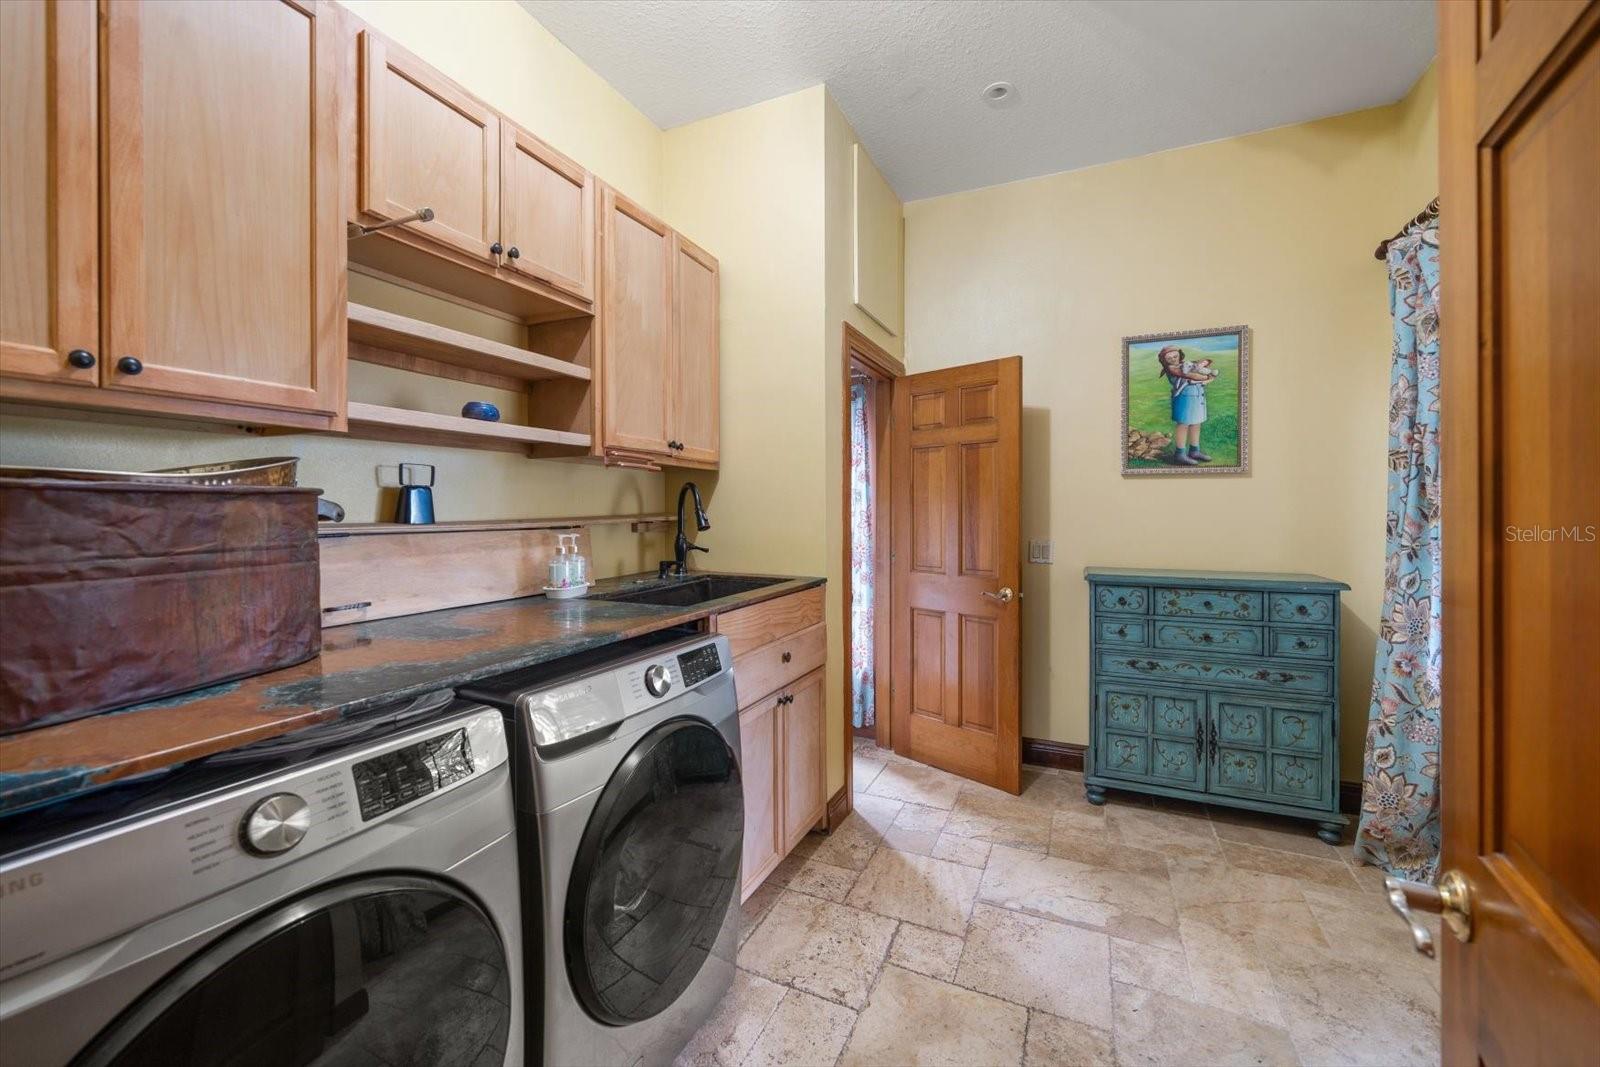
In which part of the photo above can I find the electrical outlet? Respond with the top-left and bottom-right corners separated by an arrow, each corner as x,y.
1028,540 -> 1054,564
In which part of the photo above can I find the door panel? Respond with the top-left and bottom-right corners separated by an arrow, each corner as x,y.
670,233 -> 720,464
102,0 -> 342,415
1439,3 -> 1600,1061
358,31 -> 498,261
0,0 -> 97,387
739,696 -> 782,898
500,119 -> 593,299
891,357 -> 1022,792
780,668 -> 826,851
600,186 -> 671,457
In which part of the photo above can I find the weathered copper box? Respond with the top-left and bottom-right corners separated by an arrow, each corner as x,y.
0,478 -> 321,733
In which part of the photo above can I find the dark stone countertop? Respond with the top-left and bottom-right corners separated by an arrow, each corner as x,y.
0,571 -> 823,817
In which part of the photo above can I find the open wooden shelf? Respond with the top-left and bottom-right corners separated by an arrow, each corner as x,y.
346,401 -> 591,455
347,303 -> 589,383
319,514 -> 673,538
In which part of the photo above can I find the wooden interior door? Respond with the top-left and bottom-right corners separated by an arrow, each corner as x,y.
670,233 -> 720,465
358,30 -> 499,262
499,119 -> 593,301
600,185 -> 671,458
101,0 -> 342,416
890,357 -> 1023,793
1434,2 -> 1600,1062
0,0 -> 97,388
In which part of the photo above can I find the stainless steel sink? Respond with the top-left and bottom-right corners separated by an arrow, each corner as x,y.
598,576 -> 786,607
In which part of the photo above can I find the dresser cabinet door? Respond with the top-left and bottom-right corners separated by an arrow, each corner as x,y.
499,120 -> 593,301
358,30 -> 499,262
102,0 -> 343,416
0,0 -> 97,388
1206,694 -> 1333,809
600,185 -> 672,457
1094,683 -> 1204,791
670,233 -> 720,465
780,668 -> 827,852
739,693 -> 783,898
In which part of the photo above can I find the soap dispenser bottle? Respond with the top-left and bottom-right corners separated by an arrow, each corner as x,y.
565,533 -> 589,589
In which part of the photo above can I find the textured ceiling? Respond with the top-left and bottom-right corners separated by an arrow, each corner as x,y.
519,0 -> 1436,201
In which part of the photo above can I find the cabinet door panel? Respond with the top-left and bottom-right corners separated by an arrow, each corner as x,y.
670,233 -> 719,464
0,0 -> 97,386
102,0 -> 342,415
500,120 -> 592,300
600,186 -> 671,456
780,668 -> 827,852
359,31 -> 498,261
739,695 -> 783,898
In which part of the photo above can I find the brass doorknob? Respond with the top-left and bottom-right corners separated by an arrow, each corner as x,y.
982,586 -> 1016,603
1385,871 -> 1472,958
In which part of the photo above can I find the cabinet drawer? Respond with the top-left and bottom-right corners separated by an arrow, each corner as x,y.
1093,585 -> 1148,615
1098,650 -> 1332,697
715,586 -> 824,659
1269,628 -> 1334,661
1154,621 -> 1263,656
1268,592 -> 1337,626
734,622 -> 825,708
1154,587 -> 1264,621
1097,618 -> 1148,647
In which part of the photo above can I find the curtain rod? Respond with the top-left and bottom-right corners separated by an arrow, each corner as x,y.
1375,197 -> 1440,260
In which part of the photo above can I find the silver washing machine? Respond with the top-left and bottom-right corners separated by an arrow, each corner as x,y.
0,692 -> 523,1067
461,631 -> 742,1067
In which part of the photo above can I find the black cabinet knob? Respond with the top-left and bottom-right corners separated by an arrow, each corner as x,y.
1203,600 -> 1214,609
117,356 -> 143,375
67,349 -> 96,369
1296,605 -> 1309,615
781,651 -> 792,663
1116,597 -> 1127,606
490,242 -> 503,256
507,246 -> 520,260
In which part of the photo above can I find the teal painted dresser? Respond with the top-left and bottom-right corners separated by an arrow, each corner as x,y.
1083,567 -> 1352,843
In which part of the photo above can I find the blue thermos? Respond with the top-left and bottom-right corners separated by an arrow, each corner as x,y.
394,462 -> 435,524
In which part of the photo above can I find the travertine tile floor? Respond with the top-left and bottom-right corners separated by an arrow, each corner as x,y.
677,737 -> 1440,1067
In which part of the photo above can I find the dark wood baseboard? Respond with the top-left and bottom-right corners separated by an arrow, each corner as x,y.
1021,737 -> 1086,772
1340,780 -> 1362,815
825,785 -> 851,831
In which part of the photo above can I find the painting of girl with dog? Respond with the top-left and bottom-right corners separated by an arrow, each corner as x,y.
1122,325 -> 1250,475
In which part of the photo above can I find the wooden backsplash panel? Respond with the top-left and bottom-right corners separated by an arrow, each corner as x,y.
319,524 -> 591,626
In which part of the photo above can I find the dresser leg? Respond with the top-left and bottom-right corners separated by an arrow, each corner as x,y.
1085,784 -> 1107,806
1315,821 -> 1343,846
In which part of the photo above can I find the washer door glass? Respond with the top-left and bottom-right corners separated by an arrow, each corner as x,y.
566,717 -> 743,1025
79,878 -> 511,1067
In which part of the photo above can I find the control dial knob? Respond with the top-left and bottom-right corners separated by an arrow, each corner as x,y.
643,663 -> 672,698
241,792 -> 311,856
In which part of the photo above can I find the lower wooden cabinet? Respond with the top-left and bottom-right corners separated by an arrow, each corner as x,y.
738,692 -> 784,891
780,669 -> 827,851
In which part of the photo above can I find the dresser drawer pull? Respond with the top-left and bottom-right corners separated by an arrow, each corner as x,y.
1203,599 -> 1214,609
1200,633 -> 1213,643
1294,639 -> 1310,650
1116,596 -> 1128,606
1114,626 -> 1128,637
1296,605 -> 1309,616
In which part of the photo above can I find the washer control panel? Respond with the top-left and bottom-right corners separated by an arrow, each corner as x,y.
351,727 -> 475,821
676,643 -> 723,688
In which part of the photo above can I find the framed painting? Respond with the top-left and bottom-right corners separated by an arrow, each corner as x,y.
1122,325 -> 1250,476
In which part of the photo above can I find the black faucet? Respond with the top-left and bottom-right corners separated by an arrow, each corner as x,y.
660,482 -> 710,578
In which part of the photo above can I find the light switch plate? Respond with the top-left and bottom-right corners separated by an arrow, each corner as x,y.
1028,540 -> 1054,564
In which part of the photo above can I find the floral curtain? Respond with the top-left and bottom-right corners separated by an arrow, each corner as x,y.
1355,218 -> 1443,881
850,379 -> 876,729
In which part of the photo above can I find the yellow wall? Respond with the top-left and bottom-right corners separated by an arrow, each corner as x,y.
0,0 -> 669,572
902,68 -> 1437,779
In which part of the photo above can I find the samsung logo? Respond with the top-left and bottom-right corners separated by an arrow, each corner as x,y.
0,871 -> 44,897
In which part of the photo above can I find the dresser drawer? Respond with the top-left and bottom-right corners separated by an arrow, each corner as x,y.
733,621 -> 826,708
1154,621 -> 1263,656
1097,618 -> 1148,647
1269,627 -> 1334,661
1093,584 -> 1148,615
1268,592 -> 1337,626
1098,650 -> 1332,697
1154,587 -> 1264,621
714,587 -> 824,658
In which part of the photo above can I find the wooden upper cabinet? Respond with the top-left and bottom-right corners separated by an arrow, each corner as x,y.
671,234 -> 720,465
600,185 -> 672,457
358,30 -> 499,262
0,0 -> 97,388
101,0 -> 343,416
500,121 -> 593,301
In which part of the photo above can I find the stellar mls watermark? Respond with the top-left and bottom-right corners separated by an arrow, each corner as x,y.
1503,524 -> 1597,543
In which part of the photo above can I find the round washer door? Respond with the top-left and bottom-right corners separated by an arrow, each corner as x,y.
77,876 -> 511,1067
565,717 -> 743,1025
